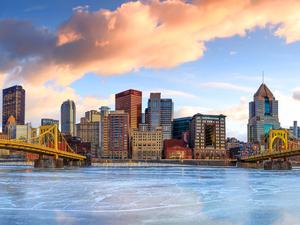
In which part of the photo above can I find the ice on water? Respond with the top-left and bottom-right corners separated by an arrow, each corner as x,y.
0,166 -> 300,225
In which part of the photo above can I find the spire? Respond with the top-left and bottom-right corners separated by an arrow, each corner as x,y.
254,83 -> 274,100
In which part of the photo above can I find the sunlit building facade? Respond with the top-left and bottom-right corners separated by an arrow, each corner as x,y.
115,89 -> 142,129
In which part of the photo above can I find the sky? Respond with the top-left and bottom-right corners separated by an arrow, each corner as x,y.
1,0 -> 300,141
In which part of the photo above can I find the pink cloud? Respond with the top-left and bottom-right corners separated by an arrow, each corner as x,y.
1,0 -> 300,86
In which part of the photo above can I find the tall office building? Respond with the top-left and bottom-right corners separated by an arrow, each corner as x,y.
2,85 -> 25,133
108,110 -> 129,159
76,110 -> 101,158
61,100 -> 76,136
190,114 -> 227,159
99,106 -> 110,158
145,93 -> 173,140
248,83 -> 280,144
115,89 -> 142,129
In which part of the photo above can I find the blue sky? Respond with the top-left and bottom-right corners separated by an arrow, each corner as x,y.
1,0 -> 300,140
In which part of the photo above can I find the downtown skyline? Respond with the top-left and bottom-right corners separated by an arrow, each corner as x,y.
1,0 -> 300,141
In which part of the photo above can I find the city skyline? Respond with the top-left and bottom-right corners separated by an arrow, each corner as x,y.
1,0 -> 300,141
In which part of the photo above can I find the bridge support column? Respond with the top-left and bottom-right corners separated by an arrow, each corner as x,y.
34,158 -> 64,168
263,159 -> 292,170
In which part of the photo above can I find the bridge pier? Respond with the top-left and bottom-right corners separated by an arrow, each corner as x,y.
263,159 -> 292,170
34,158 -> 87,168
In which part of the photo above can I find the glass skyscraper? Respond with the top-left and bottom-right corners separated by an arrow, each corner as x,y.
61,100 -> 76,136
145,93 -> 173,140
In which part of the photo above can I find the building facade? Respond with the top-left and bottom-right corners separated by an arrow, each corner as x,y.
99,106 -> 110,158
172,117 -> 192,139
131,126 -> 163,160
190,114 -> 227,159
61,100 -> 76,136
164,139 -> 193,159
145,93 -> 173,140
2,85 -> 25,133
289,121 -> 300,139
108,110 -> 129,159
76,110 -> 100,158
41,118 -> 59,126
115,89 -> 142,129
248,83 -> 280,144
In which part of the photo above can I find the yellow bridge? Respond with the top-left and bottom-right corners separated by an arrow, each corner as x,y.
0,124 -> 86,161
241,129 -> 300,162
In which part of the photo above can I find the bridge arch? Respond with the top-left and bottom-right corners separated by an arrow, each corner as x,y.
268,129 -> 288,153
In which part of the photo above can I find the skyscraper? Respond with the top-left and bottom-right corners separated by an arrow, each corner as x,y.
99,106 -> 110,158
248,83 -> 280,144
2,85 -> 25,133
108,110 -> 129,159
115,89 -> 142,129
61,100 -> 76,136
145,93 -> 173,140
41,118 -> 59,127
172,117 -> 192,139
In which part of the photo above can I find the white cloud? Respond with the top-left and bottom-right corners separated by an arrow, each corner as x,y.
198,82 -> 254,93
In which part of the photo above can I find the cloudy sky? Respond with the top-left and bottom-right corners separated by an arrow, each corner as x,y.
1,0 -> 300,140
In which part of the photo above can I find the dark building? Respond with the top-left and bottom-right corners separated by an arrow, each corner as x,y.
64,135 -> 92,156
172,117 -> 192,139
2,85 -> 25,133
41,118 -> 59,126
190,114 -> 227,159
115,89 -> 142,129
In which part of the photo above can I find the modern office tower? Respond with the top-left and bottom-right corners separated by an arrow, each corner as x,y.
41,118 -> 59,127
99,106 -> 110,158
172,117 -> 192,139
146,93 -> 161,129
190,114 -> 227,159
115,89 -> 142,129
131,126 -> 163,160
2,85 -> 25,133
247,83 -> 280,144
145,93 -> 174,140
108,110 -> 129,159
61,100 -> 76,136
76,110 -> 101,158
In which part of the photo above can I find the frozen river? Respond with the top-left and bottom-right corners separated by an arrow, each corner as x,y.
1,166 -> 300,225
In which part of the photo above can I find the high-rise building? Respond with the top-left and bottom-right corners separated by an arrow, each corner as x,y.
145,93 -> 173,140
248,83 -> 280,144
131,126 -> 163,160
108,110 -> 129,159
76,110 -> 101,158
99,106 -> 110,158
61,100 -> 76,136
41,118 -> 59,127
172,117 -> 192,139
2,85 -> 25,133
190,114 -> 227,159
115,89 -> 142,129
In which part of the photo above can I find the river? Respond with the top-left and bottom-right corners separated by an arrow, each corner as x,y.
0,165 -> 300,225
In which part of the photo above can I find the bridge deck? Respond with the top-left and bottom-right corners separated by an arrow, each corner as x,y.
0,140 -> 86,161
241,148 -> 300,162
